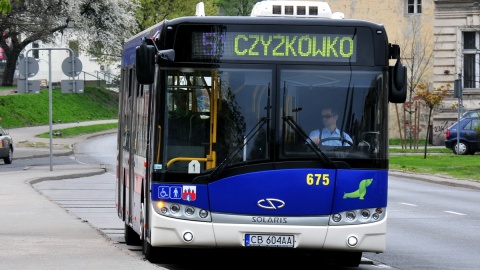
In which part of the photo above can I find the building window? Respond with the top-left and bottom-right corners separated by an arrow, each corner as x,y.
32,43 -> 39,59
407,0 -> 422,14
463,32 -> 480,88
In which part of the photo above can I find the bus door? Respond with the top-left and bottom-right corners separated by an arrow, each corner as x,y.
125,70 -> 138,225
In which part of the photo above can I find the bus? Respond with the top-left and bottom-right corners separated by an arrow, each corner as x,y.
116,1 -> 406,266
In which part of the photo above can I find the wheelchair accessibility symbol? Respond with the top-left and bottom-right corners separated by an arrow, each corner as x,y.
158,185 -> 182,199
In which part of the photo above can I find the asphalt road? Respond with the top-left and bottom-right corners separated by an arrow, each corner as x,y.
3,122 -> 480,269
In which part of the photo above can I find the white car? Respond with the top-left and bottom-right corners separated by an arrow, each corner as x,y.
0,126 -> 13,164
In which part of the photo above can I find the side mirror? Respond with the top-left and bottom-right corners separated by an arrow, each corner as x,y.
136,44 -> 156,85
389,59 -> 407,103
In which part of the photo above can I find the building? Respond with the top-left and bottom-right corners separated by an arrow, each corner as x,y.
329,0 -> 480,146
17,38 -> 120,90
433,1 -> 480,144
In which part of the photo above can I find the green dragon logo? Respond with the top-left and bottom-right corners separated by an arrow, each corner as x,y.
343,179 -> 373,200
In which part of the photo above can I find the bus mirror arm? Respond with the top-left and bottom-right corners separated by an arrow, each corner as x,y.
140,37 -> 175,63
142,37 -> 159,51
158,49 -> 175,62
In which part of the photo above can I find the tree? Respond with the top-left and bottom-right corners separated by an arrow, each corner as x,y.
216,0 -> 259,16
136,0 -> 219,31
399,16 -> 435,149
414,83 -> 450,159
0,0 -> 138,86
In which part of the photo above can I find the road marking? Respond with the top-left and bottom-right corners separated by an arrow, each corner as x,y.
399,202 -> 417,207
444,211 -> 466,216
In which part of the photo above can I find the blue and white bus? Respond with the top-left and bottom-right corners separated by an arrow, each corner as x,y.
116,1 -> 406,266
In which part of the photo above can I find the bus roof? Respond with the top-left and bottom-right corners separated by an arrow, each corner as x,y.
124,15 -> 384,44
250,0 -> 344,19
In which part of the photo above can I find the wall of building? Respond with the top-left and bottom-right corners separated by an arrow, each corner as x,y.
18,39 -> 120,87
432,1 -> 480,145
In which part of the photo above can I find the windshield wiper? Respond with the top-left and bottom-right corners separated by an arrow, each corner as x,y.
283,115 -> 336,169
194,116 -> 270,183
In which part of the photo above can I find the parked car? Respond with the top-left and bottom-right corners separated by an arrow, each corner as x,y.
444,117 -> 480,155
0,125 -> 13,164
461,108 -> 480,119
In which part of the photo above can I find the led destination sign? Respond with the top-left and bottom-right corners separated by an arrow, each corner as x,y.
192,32 -> 356,62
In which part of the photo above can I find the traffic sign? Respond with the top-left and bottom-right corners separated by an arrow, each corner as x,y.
17,79 -> 40,94
18,57 -> 39,78
61,56 -> 83,77
61,79 -> 84,93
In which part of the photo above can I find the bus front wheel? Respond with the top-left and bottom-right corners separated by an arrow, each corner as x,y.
333,251 -> 362,267
143,237 -> 157,262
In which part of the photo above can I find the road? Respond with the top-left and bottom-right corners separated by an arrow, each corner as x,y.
364,175 -> 480,269
26,134 -> 394,269
16,133 -> 480,269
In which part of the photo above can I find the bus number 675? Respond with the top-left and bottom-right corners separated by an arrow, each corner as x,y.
306,173 -> 330,186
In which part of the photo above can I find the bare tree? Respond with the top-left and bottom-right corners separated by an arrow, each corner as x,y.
399,16 -> 435,149
0,0 -> 138,86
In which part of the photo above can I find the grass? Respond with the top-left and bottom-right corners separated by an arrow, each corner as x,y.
0,86 -> 118,128
388,139 -> 479,180
1,85 -> 477,182
389,154 -> 480,180
36,123 -> 118,138
389,147 -> 452,154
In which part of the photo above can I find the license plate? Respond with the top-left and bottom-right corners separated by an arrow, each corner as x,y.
244,234 -> 294,247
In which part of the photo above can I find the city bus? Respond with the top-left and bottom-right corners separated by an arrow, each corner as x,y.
116,1 -> 407,266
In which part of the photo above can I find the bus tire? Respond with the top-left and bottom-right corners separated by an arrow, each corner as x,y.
124,223 -> 141,246
334,251 -> 362,267
143,238 -> 160,263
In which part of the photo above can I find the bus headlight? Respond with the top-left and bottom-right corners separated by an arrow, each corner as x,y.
185,206 -> 195,216
360,209 -> 370,219
329,207 -> 385,225
170,204 -> 180,213
346,211 -> 356,221
183,231 -> 194,242
332,213 -> 342,222
153,201 -> 212,222
199,209 -> 209,218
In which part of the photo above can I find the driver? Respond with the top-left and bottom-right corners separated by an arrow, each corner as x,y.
308,107 -> 353,146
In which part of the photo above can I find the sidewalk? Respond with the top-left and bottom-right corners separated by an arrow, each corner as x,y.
8,119 -> 118,159
0,120 -> 162,269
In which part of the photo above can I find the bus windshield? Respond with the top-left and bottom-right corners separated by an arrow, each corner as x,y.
163,66 -> 386,173
280,68 -> 386,161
